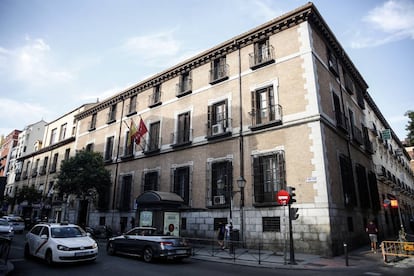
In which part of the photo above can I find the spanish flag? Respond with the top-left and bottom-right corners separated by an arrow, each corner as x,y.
128,119 -> 138,146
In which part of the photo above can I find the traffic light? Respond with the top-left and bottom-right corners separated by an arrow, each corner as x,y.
287,186 -> 296,204
290,207 -> 299,220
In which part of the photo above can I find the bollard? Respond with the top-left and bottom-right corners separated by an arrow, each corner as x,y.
344,243 -> 349,266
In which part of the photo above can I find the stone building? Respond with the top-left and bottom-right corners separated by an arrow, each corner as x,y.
5,3 -> 413,256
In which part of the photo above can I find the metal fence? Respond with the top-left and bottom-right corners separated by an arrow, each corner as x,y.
185,237 -> 287,265
381,240 -> 414,263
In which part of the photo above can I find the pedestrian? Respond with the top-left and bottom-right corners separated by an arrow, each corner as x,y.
217,222 -> 226,249
366,220 -> 378,253
224,222 -> 232,249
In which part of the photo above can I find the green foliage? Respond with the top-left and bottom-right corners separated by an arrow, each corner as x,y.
405,110 -> 414,146
15,185 -> 42,204
56,150 -> 112,207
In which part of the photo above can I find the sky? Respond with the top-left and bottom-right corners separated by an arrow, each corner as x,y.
0,0 -> 413,141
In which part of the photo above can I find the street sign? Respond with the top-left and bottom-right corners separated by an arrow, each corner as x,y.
382,129 -> 391,140
276,189 -> 290,205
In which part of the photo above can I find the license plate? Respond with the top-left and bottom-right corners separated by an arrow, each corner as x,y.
176,250 -> 187,254
75,251 -> 92,256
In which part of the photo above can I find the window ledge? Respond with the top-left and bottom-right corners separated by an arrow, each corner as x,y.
249,120 -> 282,131
250,59 -> 275,70
176,90 -> 192,98
149,101 -> 162,108
210,76 -> 228,85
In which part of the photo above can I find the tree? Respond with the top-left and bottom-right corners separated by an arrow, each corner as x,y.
15,185 -> 42,204
405,110 -> 414,146
56,150 -> 112,210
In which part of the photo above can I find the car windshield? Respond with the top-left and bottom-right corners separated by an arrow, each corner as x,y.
51,226 -> 85,238
0,220 -> 9,226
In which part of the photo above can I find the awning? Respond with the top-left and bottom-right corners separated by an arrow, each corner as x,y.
135,191 -> 184,210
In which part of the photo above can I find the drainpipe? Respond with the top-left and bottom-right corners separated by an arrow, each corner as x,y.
111,96 -> 126,230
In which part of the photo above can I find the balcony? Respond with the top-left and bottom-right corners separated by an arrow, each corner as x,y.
375,165 -> 387,180
171,129 -> 193,148
335,112 -> 348,133
364,139 -> 374,154
209,64 -> 229,85
22,171 -> 28,180
148,91 -> 162,108
250,104 -> 282,131
126,103 -> 137,116
144,137 -> 162,155
176,79 -> 192,98
206,118 -> 232,140
249,45 -> 275,70
351,125 -> 364,145
106,111 -> 116,124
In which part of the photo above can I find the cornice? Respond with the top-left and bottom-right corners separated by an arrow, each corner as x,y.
76,3 -> 313,120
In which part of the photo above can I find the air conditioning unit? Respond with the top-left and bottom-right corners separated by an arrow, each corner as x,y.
213,195 -> 225,205
212,123 -> 224,135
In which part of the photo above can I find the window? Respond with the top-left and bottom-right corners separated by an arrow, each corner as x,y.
118,175 -> 132,211
262,217 -> 280,232
253,151 -> 285,204
355,86 -> 365,109
104,136 -> 114,162
249,39 -> 275,69
85,143 -> 94,152
50,128 -> 57,145
50,153 -> 58,173
40,157 -> 48,175
89,113 -> 97,130
327,48 -> 339,76
176,71 -> 192,97
339,154 -> 356,207
172,166 -> 190,205
251,86 -> 281,127
173,112 -> 191,146
107,104 -> 117,123
143,171 -> 159,191
59,123 -> 67,141
32,159 -> 39,177
210,160 -> 232,206
128,95 -> 137,115
149,85 -> 162,107
123,130 -> 133,157
210,57 -> 228,84
332,92 -> 348,132
207,100 -> 230,137
368,172 -> 380,212
146,121 -> 160,153
355,164 -> 370,209
344,72 -> 354,94
64,148 -> 70,161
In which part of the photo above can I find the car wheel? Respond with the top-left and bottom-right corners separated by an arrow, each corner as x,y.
107,242 -> 116,255
143,246 -> 154,263
24,244 -> 31,259
45,250 -> 53,265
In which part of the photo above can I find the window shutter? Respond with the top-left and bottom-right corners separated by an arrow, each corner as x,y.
253,157 -> 264,202
207,105 -> 212,131
251,90 -> 256,124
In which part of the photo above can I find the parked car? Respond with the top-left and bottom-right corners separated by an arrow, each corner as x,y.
24,222 -> 98,265
85,225 -> 113,239
0,218 -> 14,239
106,226 -> 191,262
3,215 -> 25,233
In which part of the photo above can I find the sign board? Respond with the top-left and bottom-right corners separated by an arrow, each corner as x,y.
163,212 -> 180,236
139,211 -> 153,227
382,129 -> 391,140
276,189 -> 290,205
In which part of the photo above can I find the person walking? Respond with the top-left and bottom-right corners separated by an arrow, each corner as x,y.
217,222 -> 226,249
366,220 -> 379,253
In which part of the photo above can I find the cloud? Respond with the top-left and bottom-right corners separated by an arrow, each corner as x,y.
122,29 -> 181,63
0,37 -> 73,86
238,0 -> 283,22
0,98 -> 50,133
351,0 -> 414,48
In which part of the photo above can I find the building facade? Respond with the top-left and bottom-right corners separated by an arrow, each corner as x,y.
4,3 -> 414,256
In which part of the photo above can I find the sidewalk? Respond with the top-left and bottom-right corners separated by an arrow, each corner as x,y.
190,245 -> 402,270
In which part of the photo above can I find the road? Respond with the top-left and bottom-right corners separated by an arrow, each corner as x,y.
7,232 -> 414,276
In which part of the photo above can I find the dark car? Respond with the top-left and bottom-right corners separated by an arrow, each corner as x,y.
106,227 -> 191,262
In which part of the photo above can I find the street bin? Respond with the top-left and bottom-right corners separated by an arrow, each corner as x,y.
231,229 -> 240,242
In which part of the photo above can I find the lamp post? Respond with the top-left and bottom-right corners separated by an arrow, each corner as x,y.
392,188 -> 405,240
237,176 -> 246,246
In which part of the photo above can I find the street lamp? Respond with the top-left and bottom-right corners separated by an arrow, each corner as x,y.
392,188 -> 405,240
236,176 -> 246,246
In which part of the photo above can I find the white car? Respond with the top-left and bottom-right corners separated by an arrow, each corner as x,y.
0,218 -> 14,238
3,215 -> 25,233
24,222 -> 98,264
